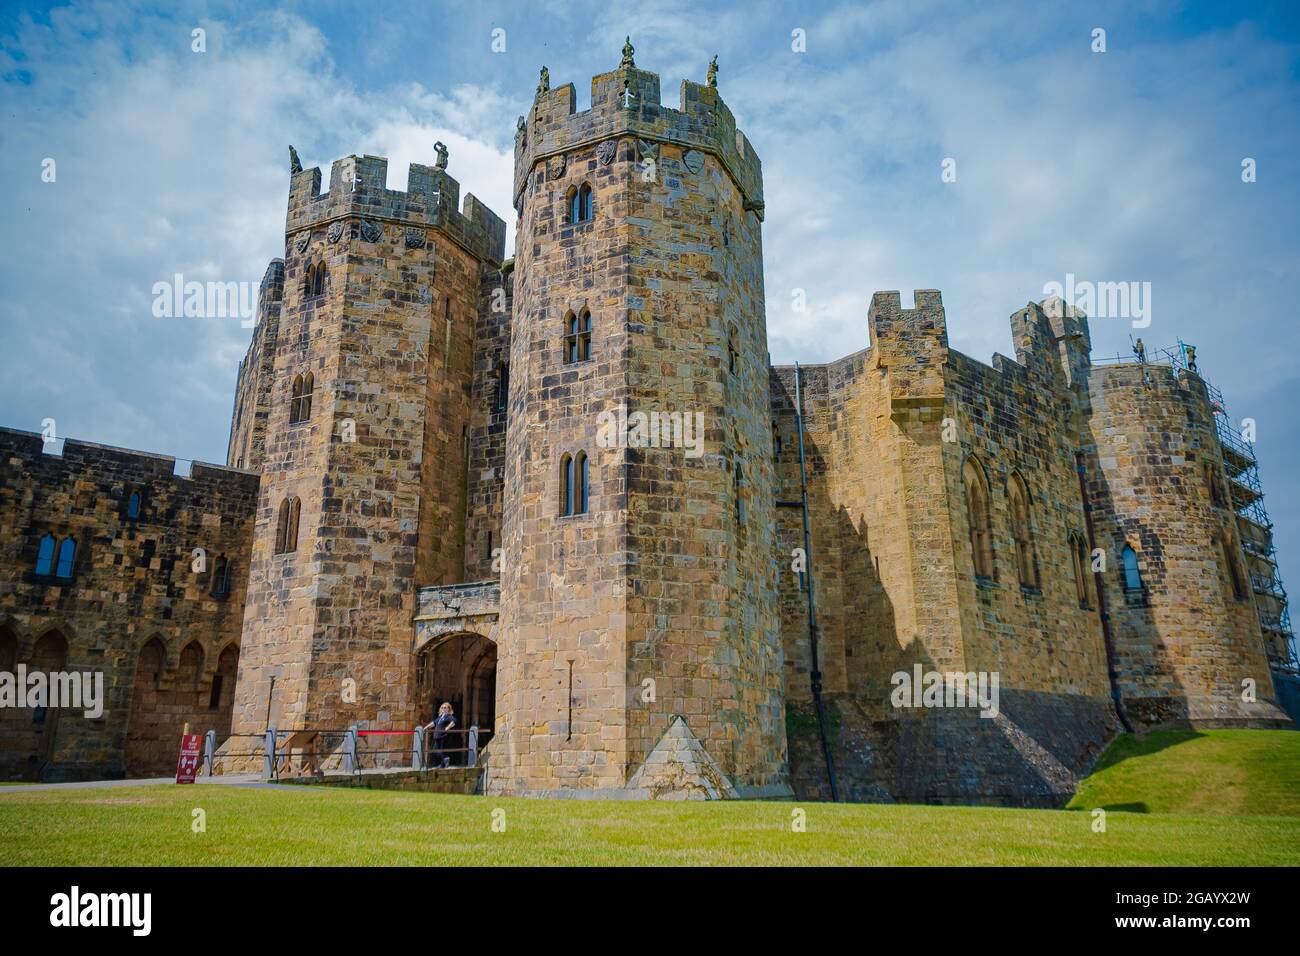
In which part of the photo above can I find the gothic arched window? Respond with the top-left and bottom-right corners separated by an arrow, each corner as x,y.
290,372 -> 314,423
127,490 -> 142,520
1121,544 -> 1143,591
1070,532 -> 1091,608
1008,472 -> 1038,589
55,536 -> 76,578
35,533 -> 56,575
963,457 -> 994,580
570,183 -> 593,223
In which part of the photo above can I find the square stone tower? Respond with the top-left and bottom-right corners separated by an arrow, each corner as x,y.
487,51 -> 790,798
227,151 -> 504,741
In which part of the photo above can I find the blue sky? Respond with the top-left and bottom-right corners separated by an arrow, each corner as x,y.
3,0 -> 1300,571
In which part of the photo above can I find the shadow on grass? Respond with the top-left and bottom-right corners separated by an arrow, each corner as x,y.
1089,729 -> 1207,774
1099,801 -> 1150,813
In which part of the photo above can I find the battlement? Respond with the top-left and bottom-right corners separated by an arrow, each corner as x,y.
513,60 -> 763,214
0,427 -> 259,491
287,153 -> 505,265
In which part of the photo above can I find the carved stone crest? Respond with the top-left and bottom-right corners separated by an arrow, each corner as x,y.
635,139 -> 659,163
548,154 -> 566,178
360,220 -> 383,243
596,140 -> 617,166
682,149 -> 704,174
295,232 -> 311,253
404,227 -> 426,249
327,221 -> 344,244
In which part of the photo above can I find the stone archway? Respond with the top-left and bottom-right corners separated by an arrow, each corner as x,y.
415,632 -> 497,766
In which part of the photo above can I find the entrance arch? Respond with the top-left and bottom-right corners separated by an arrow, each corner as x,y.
415,632 -> 496,765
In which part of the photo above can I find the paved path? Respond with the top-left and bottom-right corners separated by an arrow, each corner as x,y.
0,774 -> 303,793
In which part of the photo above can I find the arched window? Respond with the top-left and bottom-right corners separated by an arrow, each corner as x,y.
55,537 -> 76,579
577,451 -> 589,514
35,533 -> 56,575
963,457 -> 994,580
305,260 -> 326,298
290,372 -> 313,423
1008,472 -> 1038,589
735,461 -> 746,524
564,311 -> 593,364
561,454 -> 573,516
1206,461 -> 1226,508
127,490 -> 142,520
1070,532 -> 1091,608
570,183 -> 593,223
210,555 -> 231,598
561,453 -> 589,516
495,363 -> 509,413
1121,544 -> 1142,591
276,502 -> 292,554
1222,531 -> 1247,601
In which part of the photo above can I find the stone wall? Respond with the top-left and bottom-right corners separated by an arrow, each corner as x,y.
0,428 -> 256,780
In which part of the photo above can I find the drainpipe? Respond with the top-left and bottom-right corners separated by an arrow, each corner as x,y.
794,363 -> 840,800
1076,452 -> 1134,733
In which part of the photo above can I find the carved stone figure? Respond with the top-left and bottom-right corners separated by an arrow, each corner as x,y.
434,141 -> 449,170
707,55 -> 718,88
289,145 -> 302,174
621,36 -> 635,69
537,66 -> 550,95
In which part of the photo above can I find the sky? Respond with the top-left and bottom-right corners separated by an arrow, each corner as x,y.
3,0 -> 1300,570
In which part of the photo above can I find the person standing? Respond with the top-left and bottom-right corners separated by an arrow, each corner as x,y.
426,702 -> 457,769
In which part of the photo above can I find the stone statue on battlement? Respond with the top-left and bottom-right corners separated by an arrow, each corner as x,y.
434,141 -> 449,170
707,55 -> 718,88
621,36 -> 635,69
289,145 -> 302,174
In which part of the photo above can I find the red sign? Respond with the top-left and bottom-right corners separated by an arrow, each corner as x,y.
176,733 -> 202,784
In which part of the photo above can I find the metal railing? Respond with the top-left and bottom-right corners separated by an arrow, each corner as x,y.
199,724 -> 493,780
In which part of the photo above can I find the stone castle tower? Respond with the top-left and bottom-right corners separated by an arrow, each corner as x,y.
225,150 -> 504,740
488,48 -> 789,797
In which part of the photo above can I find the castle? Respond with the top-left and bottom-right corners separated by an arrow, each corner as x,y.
2,47 -> 1296,803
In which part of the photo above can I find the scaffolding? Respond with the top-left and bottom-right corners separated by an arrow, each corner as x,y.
1098,339 -> 1299,673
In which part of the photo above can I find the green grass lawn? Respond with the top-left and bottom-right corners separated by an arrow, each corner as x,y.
2,729 -> 1296,866
1068,729 -> 1300,816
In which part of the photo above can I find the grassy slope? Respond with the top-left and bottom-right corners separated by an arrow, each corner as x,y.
3,729 -> 1295,866
1067,729 -> 1300,816
1,783 -> 1297,866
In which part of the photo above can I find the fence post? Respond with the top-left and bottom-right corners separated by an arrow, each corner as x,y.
263,727 -> 276,780
203,729 -> 216,777
343,726 -> 358,774
467,725 -> 479,767
412,725 -> 425,770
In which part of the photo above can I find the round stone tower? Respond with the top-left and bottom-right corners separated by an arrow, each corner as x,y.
489,47 -> 790,798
